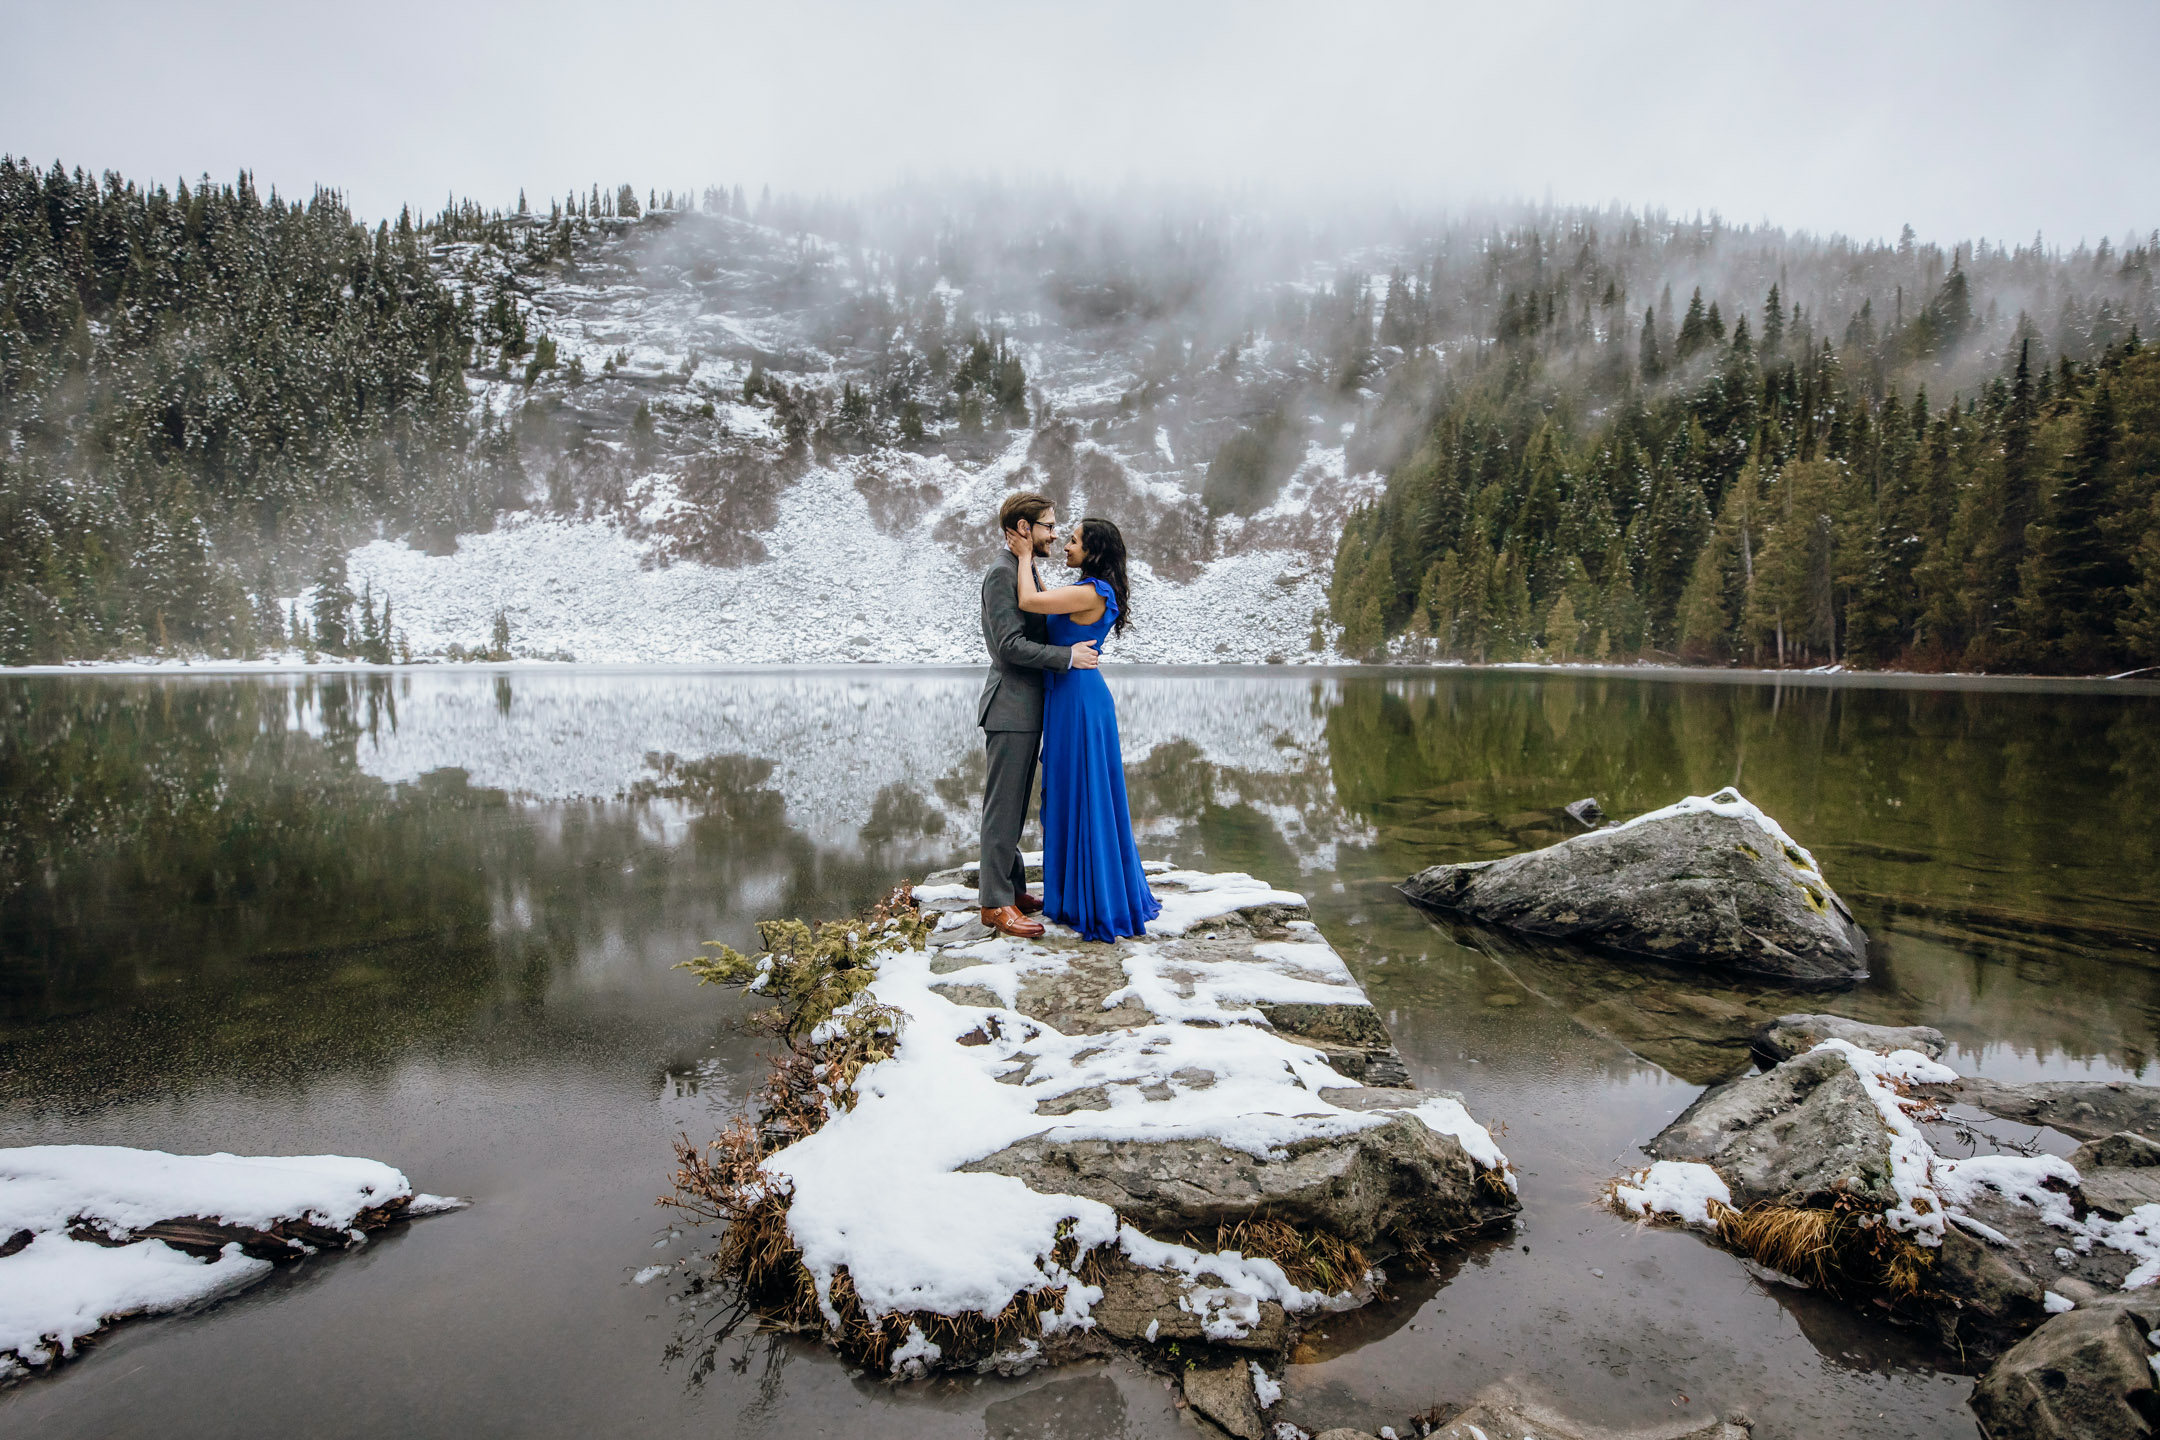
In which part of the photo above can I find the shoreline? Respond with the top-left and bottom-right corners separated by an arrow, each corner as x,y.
5,656 -> 2158,695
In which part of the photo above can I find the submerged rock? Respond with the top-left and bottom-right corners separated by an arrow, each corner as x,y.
1183,1361 -> 1268,1438
1924,1076 -> 2160,1143
1443,921 -> 1786,1084
1424,1383 -> 1753,1440
1400,789 -> 1867,982
1753,1013 -> 1947,1064
1970,1290 -> 2160,1440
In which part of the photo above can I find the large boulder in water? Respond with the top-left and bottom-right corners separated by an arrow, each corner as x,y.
1400,788 -> 1867,983
1970,1290 -> 2160,1440
1753,1013 -> 1946,1064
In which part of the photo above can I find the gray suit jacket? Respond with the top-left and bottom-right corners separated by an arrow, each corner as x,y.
978,552 -> 1072,731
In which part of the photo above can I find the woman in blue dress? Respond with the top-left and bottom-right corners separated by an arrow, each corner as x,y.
1007,517 -> 1161,942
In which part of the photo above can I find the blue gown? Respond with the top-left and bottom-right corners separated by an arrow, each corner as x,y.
1040,580 -> 1161,943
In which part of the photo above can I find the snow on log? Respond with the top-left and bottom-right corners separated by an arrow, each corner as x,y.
0,1145 -> 463,1374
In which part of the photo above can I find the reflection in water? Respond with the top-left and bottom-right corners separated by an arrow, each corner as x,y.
3,668 -> 2158,1440
981,1374 -> 1131,1440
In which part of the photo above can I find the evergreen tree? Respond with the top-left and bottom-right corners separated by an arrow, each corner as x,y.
1598,535 -> 1646,655
1964,340 -> 2042,661
1676,530 -> 1731,661
310,554 -> 354,655
2019,381 -> 2128,670
1676,288 -> 1708,362
2124,506 -> 2160,667
1543,590 -> 1579,661
1638,307 -> 1662,382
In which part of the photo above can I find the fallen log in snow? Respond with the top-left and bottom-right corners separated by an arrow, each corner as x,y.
0,1145 -> 463,1376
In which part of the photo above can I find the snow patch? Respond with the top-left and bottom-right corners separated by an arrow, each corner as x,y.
1619,786 -> 1821,873
1612,1160 -> 1731,1229
0,1145 -> 421,1369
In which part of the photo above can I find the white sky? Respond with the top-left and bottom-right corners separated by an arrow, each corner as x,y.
5,0 -> 2154,247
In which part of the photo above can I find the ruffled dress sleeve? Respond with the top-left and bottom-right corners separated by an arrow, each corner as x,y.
1086,578 -> 1118,628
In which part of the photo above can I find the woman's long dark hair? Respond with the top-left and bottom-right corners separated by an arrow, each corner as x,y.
1076,517 -> 1132,634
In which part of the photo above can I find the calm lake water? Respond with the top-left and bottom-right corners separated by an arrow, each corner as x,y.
4,666 -> 2158,1439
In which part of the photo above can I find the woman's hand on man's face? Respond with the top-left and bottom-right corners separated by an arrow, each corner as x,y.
1006,528 -> 1035,559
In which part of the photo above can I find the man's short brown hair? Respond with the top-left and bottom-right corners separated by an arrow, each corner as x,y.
999,491 -> 1053,534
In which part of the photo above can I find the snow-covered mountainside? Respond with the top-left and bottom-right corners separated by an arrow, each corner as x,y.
342,206 -> 1392,663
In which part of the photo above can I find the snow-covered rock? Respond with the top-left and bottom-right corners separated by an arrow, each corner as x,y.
1401,788 -> 1869,982
741,862 -> 1514,1376
0,1146 -> 460,1375
1615,1024 -> 2160,1361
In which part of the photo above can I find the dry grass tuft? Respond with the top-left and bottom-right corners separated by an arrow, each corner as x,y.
1712,1199 -> 1836,1287
1706,1196 -> 1934,1301
1180,1215 -> 1371,1296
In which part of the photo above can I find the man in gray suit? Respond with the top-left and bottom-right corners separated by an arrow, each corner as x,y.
978,491 -> 1098,937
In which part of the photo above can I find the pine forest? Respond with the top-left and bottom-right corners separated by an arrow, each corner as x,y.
3,155 -> 2157,674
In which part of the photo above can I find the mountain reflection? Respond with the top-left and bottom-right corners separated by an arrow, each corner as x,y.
3,669 -> 2157,1094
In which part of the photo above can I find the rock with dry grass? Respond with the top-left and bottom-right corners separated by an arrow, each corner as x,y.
1615,1022 -> 2160,1365
665,863 -> 1517,1383
1401,788 -> 1867,982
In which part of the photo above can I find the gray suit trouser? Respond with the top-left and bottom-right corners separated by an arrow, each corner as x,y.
979,730 -> 1039,908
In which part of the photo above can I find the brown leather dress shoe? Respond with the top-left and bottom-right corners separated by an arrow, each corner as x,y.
980,905 -> 1045,939
1015,892 -> 1044,916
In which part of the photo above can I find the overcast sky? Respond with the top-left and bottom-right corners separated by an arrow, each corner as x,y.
6,0 -> 2153,247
